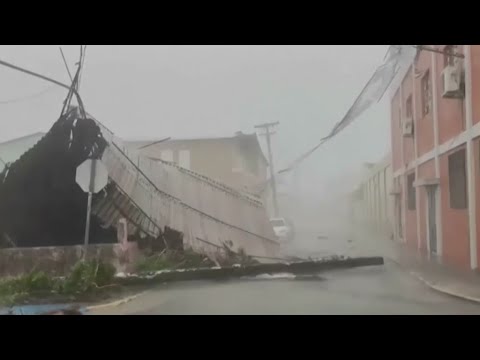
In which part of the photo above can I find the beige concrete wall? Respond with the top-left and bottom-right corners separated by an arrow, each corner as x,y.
0,243 -> 140,277
135,139 -> 267,194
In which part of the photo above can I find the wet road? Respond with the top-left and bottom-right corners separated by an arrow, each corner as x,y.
92,207 -> 480,315
92,261 -> 480,315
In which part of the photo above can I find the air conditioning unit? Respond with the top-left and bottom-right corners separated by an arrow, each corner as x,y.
402,119 -> 414,137
442,60 -> 465,99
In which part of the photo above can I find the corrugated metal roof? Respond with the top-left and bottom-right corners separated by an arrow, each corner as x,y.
0,107 -> 279,261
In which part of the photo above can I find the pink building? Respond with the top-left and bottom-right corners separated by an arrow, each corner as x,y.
391,45 -> 480,271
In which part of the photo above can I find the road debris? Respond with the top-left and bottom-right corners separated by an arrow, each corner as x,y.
116,256 -> 384,286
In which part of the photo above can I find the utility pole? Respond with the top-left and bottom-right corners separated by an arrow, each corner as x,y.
255,121 -> 280,217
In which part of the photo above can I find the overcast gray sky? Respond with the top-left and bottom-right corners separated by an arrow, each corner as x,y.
0,45 -> 390,196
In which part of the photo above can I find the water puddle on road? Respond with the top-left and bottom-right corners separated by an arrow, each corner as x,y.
241,273 -> 326,282
0,304 -> 86,315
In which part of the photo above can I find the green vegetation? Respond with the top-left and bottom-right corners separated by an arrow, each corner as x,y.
135,249 -> 215,274
0,248 -> 261,306
135,247 -> 259,274
0,260 -> 117,307
0,271 -> 56,306
60,260 -> 116,295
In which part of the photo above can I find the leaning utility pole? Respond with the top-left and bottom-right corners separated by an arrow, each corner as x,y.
255,121 -> 280,217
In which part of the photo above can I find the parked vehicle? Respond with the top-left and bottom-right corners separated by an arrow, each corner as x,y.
270,217 -> 295,242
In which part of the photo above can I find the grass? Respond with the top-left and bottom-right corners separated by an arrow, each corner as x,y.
0,271 -> 57,306
0,247 -> 262,309
134,247 -> 259,274
0,259 -> 117,307
135,249 -> 216,274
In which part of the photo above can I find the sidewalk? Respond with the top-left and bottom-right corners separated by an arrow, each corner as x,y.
391,242 -> 480,303
353,226 -> 480,304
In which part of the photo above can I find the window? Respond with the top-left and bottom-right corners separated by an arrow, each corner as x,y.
179,150 -> 191,170
444,45 -> 457,67
448,148 -> 467,209
407,173 -> 416,210
406,95 -> 413,119
421,70 -> 432,117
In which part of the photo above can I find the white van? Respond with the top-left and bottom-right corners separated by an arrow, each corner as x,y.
270,217 -> 295,242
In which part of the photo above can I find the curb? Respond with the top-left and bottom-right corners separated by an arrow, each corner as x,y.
115,257 -> 385,286
86,291 -> 148,312
411,273 -> 480,304
86,257 -> 384,312
385,255 -> 480,304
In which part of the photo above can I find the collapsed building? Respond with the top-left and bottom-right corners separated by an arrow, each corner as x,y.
0,107 -> 280,260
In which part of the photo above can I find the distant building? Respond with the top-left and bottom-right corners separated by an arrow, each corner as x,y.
127,132 -> 269,199
0,132 -> 45,172
350,154 -> 394,238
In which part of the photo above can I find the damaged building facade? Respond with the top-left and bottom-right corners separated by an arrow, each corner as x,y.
0,107 -> 279,261
127,133 -> 273,212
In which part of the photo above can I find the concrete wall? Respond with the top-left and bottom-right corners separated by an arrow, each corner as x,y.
389,45 -> 480,271
129,138 -> 268,196
0,243 -> 140,278
472,46 -> 480,125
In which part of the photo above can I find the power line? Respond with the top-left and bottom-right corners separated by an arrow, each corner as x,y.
59,47 -> 73,82
0,59 -> 74,92
77,45 -> 87,92
255,121 -> 280,217
138,137 -> 171,150
0,55 -> 114,142
277,45 -> 408,174
0,85 -> 57,104
59,46 -> 89,119
277,45 -> 456,175
0,58 -> 88,121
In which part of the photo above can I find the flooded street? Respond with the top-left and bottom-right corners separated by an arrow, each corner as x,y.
92,262 -> 480,315
92,202 -> 480,315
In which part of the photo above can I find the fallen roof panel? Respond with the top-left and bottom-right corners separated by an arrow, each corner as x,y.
0,108 -> 279,260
